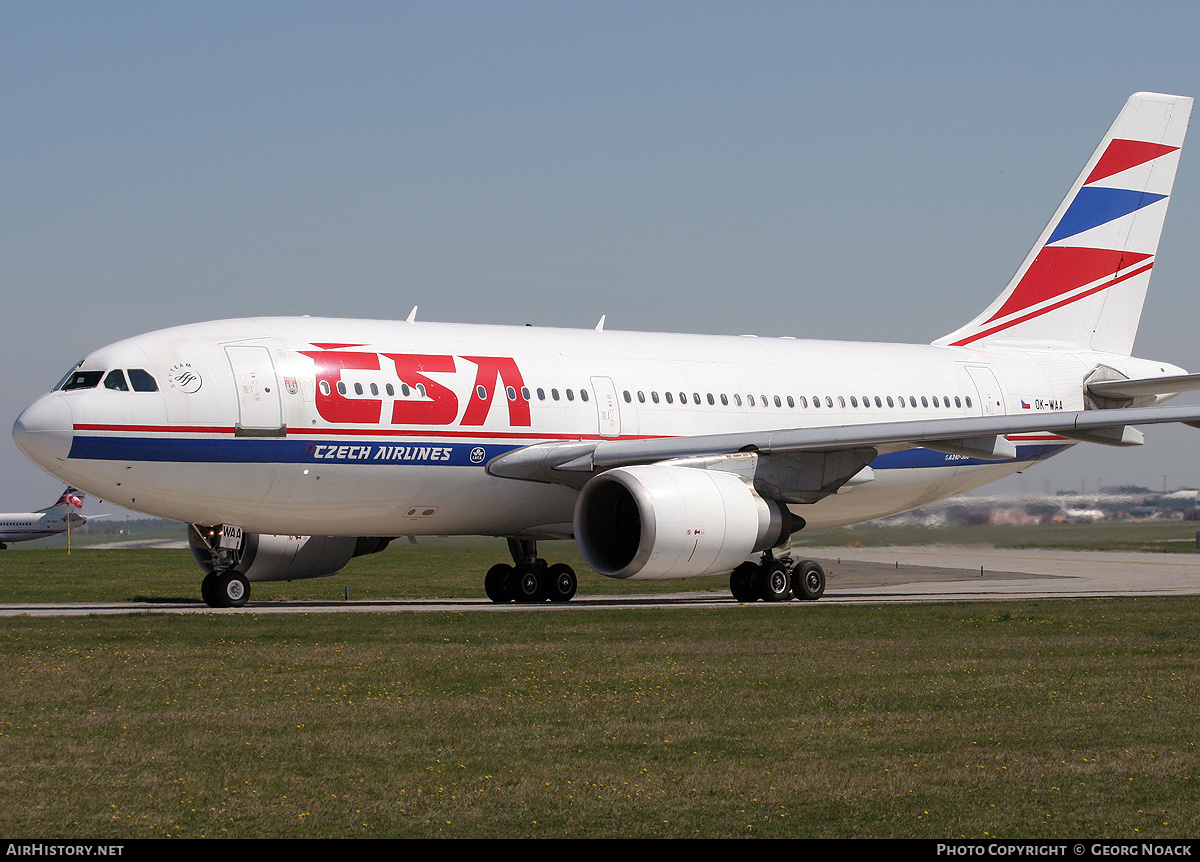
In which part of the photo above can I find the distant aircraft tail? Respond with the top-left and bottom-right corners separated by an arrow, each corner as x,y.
40,487 -> 84,514
935,92 -> 1193,355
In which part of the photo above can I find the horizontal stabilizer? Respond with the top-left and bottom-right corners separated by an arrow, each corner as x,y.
1086,372 -> 1200,399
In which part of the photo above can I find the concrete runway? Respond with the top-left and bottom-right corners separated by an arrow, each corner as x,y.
2,545 -> 1199,616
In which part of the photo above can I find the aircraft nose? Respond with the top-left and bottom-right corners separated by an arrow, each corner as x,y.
13,394 -> 73,470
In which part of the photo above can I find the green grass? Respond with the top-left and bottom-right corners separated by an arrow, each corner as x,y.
3,528 -> 1200,837
1,601 -> 1198,838
0,539 -> 733,604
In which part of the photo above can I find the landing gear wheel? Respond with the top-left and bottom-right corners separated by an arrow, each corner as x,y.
546,563 -> 577,602
792,560 -> 826,601
755,561 -> 793,602
201,572 -> 219,608
485,563 -> 517,603
729,562 -> 758,603
513,566 -> 545,602
213,571 -> 250,608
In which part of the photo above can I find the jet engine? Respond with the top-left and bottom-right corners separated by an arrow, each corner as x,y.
573,464 -> 798,579
189,526 -> 392,582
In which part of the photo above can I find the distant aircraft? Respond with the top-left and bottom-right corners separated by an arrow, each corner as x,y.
0,487 -> 87,548
13,92 -> 1200,607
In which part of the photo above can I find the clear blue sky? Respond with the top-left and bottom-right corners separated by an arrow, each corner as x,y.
4,1 -> 1200,514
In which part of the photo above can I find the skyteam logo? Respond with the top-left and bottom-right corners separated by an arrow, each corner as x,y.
168,363 -> 203,393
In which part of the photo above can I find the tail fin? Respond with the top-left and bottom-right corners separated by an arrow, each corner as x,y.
936,92 -> 1193,355
40,487 -> 84,513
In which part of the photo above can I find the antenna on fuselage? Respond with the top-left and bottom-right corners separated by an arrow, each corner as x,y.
406,306 -> 418,323
595,315 -> 606,331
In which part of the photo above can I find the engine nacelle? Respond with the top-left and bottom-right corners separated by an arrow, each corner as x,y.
573,465 -> 796,580
189,526 -> 392,582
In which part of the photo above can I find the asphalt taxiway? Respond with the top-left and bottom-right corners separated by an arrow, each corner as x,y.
2,545 -> 1198,616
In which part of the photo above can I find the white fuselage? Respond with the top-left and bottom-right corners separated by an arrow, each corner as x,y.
0,510 -> 77,544
13,317 -> 1183,539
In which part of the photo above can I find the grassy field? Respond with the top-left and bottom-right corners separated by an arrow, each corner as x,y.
2,600 -> 1198,838
2,526 -> 1199,838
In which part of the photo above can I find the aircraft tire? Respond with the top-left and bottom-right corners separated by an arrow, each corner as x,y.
214,570 -> 250,608
546,563 -> 577,602
792,560 -> 826,601
513,566 -> 545,602
756,562 -> 792,602
201,573 -> 220,608
485,563 -> 517,603
729,562 -> 758,602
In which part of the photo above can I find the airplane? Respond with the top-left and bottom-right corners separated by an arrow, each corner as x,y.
13,91 -> 1200,608
0,487 -> 87,548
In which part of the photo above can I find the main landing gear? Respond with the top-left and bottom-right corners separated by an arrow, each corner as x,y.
485,538 -> 578,603
728,553 -> 826,603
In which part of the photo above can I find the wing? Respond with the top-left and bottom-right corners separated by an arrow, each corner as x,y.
487,404 -> 1200,503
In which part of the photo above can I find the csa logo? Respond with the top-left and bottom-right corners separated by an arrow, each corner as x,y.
168,363 -> 203,394
470,447 -> 487,464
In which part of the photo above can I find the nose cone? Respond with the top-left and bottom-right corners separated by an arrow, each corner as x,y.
13,394 -> 73,471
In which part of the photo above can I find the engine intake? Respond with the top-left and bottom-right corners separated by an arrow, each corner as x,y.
574,465 -> 797,580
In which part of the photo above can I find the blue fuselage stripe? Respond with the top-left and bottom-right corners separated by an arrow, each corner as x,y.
68,435 -> 1070,470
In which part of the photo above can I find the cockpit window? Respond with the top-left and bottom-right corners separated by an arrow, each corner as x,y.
127,369 -> 158,392
60,369 -> 103,391
104,370 -> 129,391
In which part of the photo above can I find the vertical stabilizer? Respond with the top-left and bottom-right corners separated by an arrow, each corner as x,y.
936,92 -> 1192,355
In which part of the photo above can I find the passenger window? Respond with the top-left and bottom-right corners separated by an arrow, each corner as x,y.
638,391 -> 646,404
104,370 -> 129,391
651,391 -> 659,403
665,392 -> 674,404
566,389 -> 575,401
507,386 -> 517,401
580,389 -> 589,402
